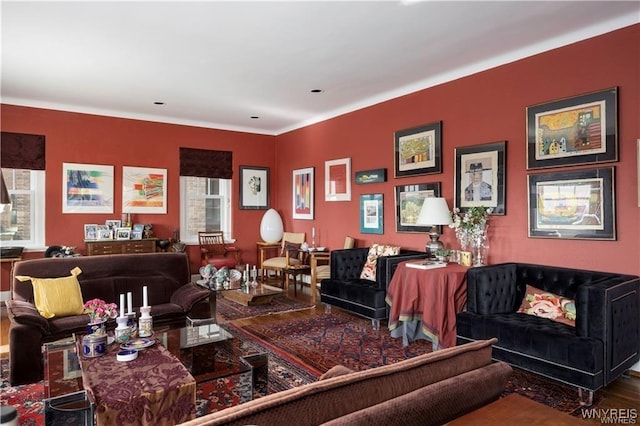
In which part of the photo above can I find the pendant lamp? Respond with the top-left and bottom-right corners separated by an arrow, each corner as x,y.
260,209 -> 284,243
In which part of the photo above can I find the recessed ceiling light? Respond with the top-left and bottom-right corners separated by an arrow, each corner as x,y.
310,89 -> 324,94
153,101 -> 165,105
250,116 -> 259,119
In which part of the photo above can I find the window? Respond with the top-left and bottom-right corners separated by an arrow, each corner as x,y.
0,168 -> 45,248
180,176 -> 232,244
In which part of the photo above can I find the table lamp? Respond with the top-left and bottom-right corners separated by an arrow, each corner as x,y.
416,197 -> 452,258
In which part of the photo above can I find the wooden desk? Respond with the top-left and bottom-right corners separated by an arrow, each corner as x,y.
386,262 -> 468,350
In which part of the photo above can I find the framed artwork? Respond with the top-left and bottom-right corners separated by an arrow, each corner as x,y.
239,166 -> 269,210
637,140 -> 640,207
360,194 -> 383,234
526,87 -> 618,170
325,158 -> 351,201
394,121 -> 442,178
96,227 -> 112,240
122,166 -> 167,214
355,168 -> 387,184
115,227 -> 132,240
528,167 -> 615,240
454,141 -> 506,215
83,224 -> 98,240
292,167 -> 314,220
105,219 -> 121,230
131,230 -> 143,240
394,182 -> 441,233
62,163 -> 114,214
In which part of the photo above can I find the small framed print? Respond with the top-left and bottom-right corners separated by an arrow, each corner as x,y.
133,224 -> 144,232
454,141 -> 506,215
105,219 -> 121,230
97,228 -> 112,240
360,194 -> 383,234
84,224 -> 98,240
325,158 -> 351,201
115,227 -> 131,240
131,230 -> 143,240
394,121 -> 442,178
526,87 -> 618,169
293,167 -> 314,220
528,166 -> 615,240
394,182 -> 441,233
355,168 -> 387,184
240,166 -> 269,210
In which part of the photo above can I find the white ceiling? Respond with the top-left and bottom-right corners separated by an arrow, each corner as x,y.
2,1 -> 639,136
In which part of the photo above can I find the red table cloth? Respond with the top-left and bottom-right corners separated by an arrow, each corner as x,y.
386,262 -> 468,349
78,338 -> 196,426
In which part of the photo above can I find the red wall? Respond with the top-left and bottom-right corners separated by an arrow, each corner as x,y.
1,107 -> 276,290
275,25 -> 640,276
2,25 -> 639,293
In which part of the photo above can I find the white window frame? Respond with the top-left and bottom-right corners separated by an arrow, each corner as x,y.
179,176 -> 232,244
0,169 -> 46,249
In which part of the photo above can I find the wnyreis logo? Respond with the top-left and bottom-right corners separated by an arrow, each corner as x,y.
581,408 -> 638,424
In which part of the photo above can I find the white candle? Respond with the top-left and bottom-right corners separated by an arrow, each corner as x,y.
127,292 -> 133,314
119,293 -> 125,318
312,227 -> 315,238
142,286 -> 148,307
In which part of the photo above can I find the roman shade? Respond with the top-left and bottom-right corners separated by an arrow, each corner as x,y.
1,132 -> 46,170
179,147 -> 232,179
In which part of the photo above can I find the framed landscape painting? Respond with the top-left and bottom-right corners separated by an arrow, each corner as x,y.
394,182 -> 441,233
526,87 -> 618,170
394,121 -> 442,178
528,167 -> 615,240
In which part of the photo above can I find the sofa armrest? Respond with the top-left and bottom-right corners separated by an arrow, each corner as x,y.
466,263 -> 520,314
5,299 -> 50,334
170,283 -> 210,311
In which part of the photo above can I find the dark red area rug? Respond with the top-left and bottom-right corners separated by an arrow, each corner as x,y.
216,292 -> 314,321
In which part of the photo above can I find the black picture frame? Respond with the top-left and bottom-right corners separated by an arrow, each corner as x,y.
454,141 -> 506,215
528,166 -> 615,240
394,121 -> 442,178
526,87 -> 618,170
239,166 -> 269,210
355,168 -> 387,184
394,182 -> 442,233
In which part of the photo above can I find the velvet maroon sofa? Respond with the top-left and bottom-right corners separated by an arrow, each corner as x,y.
181,338 -> 511,426
457,262 -> 640,404
6,252 -> 209,385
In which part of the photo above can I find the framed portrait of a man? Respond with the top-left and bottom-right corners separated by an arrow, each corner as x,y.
454,141 -> 506,215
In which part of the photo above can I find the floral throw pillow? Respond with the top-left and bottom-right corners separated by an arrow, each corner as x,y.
518,284 -> 576,327
360,243 -> 400,281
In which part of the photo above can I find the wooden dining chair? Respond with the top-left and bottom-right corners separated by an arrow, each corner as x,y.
198,231 -> 241,269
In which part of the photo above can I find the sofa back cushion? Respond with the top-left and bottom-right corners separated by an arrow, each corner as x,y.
12,253 -> 190,307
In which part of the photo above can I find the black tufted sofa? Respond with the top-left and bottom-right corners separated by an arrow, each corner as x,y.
456,262 -> 639,403
320,247 -> 427,329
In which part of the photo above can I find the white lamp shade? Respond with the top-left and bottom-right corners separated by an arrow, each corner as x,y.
416,197 -> 453,226
260,208 -> 284,243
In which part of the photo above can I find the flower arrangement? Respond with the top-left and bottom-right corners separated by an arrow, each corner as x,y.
449,206 -> 493,250
83,298 -> 118,324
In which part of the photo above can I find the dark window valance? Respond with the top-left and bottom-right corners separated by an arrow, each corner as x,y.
1,132 -> 46,170
179,148 -> 232,179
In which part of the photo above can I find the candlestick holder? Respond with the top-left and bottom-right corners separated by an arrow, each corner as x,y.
115,316 -> 132,343
138,306 -> 153,337
126,311 -> 138,337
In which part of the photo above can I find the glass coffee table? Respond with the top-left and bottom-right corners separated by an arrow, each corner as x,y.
42,321 -> 268,424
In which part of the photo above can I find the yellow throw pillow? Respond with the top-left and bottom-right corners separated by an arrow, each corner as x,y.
16,267 -> 84,319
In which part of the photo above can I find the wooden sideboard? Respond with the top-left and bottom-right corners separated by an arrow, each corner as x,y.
85,238 -> 158,256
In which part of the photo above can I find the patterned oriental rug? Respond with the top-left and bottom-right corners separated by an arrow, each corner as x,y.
215,293 -> 315,321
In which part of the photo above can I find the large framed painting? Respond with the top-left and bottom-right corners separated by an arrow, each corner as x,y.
325,158 -> 351,201
239,166 -> 269,210
394,121 -> 442,178
454,141 -> 506,215
360,194 -> 383,234
62,163 -> 114,214
528,166 -> 615,240
293,167 -> 314,220
394,182 -> 441,233
122,166 -> 167,214
526,87 -> 618,170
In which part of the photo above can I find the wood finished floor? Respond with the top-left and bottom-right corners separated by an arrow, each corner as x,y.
1,283 -> 638,423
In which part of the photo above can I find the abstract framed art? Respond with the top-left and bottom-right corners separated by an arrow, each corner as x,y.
454,141 -> 506,215
293,167 -> 314,220
325,158 -> 351,201
122,166 -> 167,214
394,121 -> 442,178
528,166 -> 615,240
239,166 -> 269,210
526,87 -> 618,170
62,163 -> 114,214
